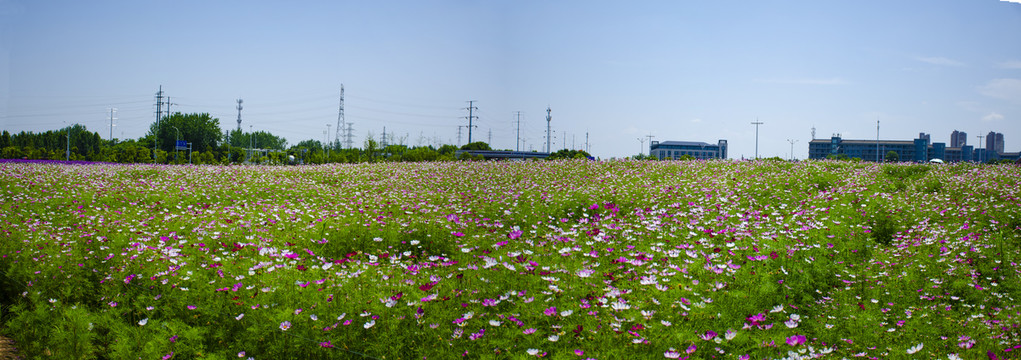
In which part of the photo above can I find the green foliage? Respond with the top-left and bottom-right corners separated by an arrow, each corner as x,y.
547,149 -> 592,160
885,150 -> 899,162
460,141 -> 491,151
148,113 -> 224,153
868,211 -> 899,247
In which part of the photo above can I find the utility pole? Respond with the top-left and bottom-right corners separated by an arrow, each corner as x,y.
65,122 -> 70,161
515,111 -> 522,151
165,96 -> 176,118
108,108 -> 117,141
751,120 -> 764,159
326,124 -> 332,159
336,85 -> 344,149
645,134 -> 655,150
637,137 -> 646,157
876,119 -> 880,162
154,86 -> 163,164
562,132 -> 566,151
787,139 -> 798,161
457,126 -> 464,146
585,132 -> 590,153
488,128 -> 492,145
464,100 -> 478,144
249,125 -> 254,163
546,106 -> 552,153
236,99 -> 244,131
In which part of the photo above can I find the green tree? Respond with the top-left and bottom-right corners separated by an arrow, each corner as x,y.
548,149 -> 592,160
460,142 -> 491,151
147,113 -> 222,154
885,150 -> 899,162
438,144 -> 458,155
362,132 -> 379,162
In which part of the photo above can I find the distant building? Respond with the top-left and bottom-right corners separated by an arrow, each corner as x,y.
919,132 -> 930,142
650,140 -> 727,160
951,130 -> 967,147
986,131 -> 1004,153
809,132 -> 1021,163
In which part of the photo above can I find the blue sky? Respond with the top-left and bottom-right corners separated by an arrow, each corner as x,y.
1,0 -> 1019,159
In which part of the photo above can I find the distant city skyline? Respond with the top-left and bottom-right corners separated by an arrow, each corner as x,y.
2,1 -> 1020,159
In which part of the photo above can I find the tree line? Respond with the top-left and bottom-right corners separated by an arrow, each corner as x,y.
1,113 -> 592,164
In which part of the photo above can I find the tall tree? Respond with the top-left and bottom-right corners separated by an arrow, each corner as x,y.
146,113 -> 222,153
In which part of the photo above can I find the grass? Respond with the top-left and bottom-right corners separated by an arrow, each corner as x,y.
0,159 -> 1019,359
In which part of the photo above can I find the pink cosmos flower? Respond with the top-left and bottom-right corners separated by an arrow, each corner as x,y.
785,335 -> 806,346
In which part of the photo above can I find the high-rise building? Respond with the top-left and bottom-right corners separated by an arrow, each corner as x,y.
951,130 -> 967,147
919,133 -> 930,142
987,131 -> 1004,153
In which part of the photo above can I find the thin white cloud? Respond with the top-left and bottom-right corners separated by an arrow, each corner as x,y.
999,60 -> 1021,69
1002,0 -> 1021,4
956,101 -> 983,112
690,118 -> 702,123
916,56 -> 965,67
754,77 -> 847,85
982,112 -> 1004,122
979,78 -> 1021,103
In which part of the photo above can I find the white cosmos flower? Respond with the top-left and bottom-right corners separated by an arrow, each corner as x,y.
906,343 -> 923,354
364,320 -> 375,329
547,335 -> 559,342
526,349 -> 540,356
489,320 -> 502,326
611,301 -> 631,311
138,318 -> 148,326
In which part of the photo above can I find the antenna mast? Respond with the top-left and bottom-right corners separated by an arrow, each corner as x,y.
236,99 -> 244,131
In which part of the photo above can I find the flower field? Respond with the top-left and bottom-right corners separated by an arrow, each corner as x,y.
1,160 -> 1020,359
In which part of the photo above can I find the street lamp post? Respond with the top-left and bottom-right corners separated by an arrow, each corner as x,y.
170,126 -> 180,164
787,139 -> 798,161
751,120 -> 764,159
638,137 -> 646,158
64,122 -> 70,161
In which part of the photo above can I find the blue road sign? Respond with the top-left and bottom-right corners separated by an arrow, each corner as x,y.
175,140 -> 188,150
